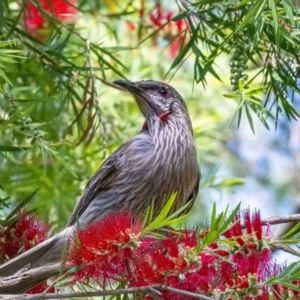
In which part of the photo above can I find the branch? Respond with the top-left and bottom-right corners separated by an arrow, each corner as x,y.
0,263 -> 65,294
240,214 -> 300,229
0,285 -> 213,300
261,214 -> 300,226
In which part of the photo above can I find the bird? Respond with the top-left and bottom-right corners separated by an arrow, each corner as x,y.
0,79 -> 200,293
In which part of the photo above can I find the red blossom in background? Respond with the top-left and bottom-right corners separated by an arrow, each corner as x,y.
148,2 -> 187,58
125,1 -> 187,58
0,211 -> 49,261
22,0 -> 78,35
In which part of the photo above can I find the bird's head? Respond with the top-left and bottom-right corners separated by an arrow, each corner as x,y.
113,79 -> 193,132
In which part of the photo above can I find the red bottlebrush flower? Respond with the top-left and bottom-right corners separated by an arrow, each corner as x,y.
147,3 -> 188,58
67,212 -> 142,285
216,246 -> 272,297
224,213 -> 244,244
251,209 -> 263,240
223,209 -> 271,254
169,36 -> 184,58
130,238 -> 177,286
174,229 -> 197,248
215,208 -> 274,298
0,211 -> 49,261
233,248 -> 272,279
41,0 -> 78,21
149,3 -> 164,27
244,207 -> 253,235
126,20 -> 137,32
22,0 -> 78,35
162,272 -> 214,299
63,207 -> 292,299
24,2 -> 44,32
149,2 -> 174,27
27,282 -> 55,294
261,263 -> 300,299
130,230 -> 218,297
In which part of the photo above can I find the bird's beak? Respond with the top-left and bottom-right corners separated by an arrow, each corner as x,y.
113,79 -> 155,119
112,80 -> 143,95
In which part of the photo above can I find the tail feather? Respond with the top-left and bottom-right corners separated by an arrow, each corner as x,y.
0,228 -> 72,293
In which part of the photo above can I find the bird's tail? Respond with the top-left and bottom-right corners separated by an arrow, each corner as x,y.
0,228 -> 72,294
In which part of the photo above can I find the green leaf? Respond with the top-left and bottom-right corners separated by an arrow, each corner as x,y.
236,0 -> 267,34
245,103 -> 255,133
199,203 -> 241,248
268,0 -> 279,42
0,145 -> 30,152
266,261 -> 300,289
213,177 -> 245,188
281,222 -> 300,240
0,67 -> 12,85
143,193 -> 191,233
282,0 -> 295,26
169,24 -> 200,72
223,93 -> 241,99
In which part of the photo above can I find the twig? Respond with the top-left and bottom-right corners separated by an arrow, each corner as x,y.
159,285 -> 213,299
239,214 -> 300,229
0,285 -> 213,300
261,214 -> 300,226
0,263 -> 65,294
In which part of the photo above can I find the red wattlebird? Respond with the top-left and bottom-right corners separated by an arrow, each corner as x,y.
0,80 -> 200,293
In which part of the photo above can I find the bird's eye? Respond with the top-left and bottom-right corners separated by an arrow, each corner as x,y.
158,87 -> 168,98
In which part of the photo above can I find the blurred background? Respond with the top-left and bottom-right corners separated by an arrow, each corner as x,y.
0,0 -> 299,247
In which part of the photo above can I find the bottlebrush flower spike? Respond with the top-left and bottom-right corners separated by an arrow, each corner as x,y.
65,207 -> 300,299
67,212 -> 142,285
223,213 -> 245,246
22,0 -> 78,35
224,208 -> 271,252
0,210 -> 49,261
149,2 -> 164,27
262,263 -> 300,299
148,2 -> 187,58
27,282 -> 55,294
129,230 -> 218,297
213,209 -> 274,298
162,272 -> 214,300
251,209 -> 264,240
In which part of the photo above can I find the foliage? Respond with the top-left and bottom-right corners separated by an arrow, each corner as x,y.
0,0 -> 232,228
0,0 -> 297,227
0,0 -> 299,298
174,0 -> 300,129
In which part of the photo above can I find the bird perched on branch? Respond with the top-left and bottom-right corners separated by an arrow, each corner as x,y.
0,79 -> 200,293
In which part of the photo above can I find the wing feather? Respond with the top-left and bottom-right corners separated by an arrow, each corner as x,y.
67,133 -> 152,227
67,145 -> 125,226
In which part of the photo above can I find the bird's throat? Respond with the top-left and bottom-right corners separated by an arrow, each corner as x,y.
142,111 -> 171,130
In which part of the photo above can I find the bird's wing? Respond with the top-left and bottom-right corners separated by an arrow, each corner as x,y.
66,144 -> 125,227
183,167 -> 201,214
191,168 -> 201,201
66,133 -> 152,227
